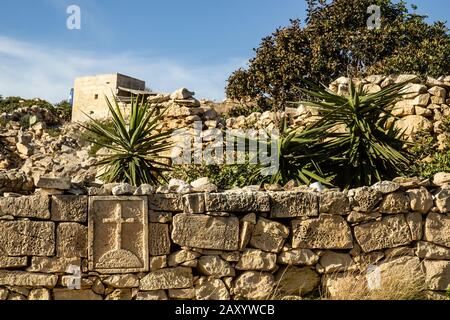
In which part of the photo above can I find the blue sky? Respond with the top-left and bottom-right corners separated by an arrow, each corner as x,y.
0,0 -> 449,102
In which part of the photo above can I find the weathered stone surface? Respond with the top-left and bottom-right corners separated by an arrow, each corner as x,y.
88,197 -> 148,273
384,246 -> 415,259
168,288 -> 195,300
27,257 -> 80,273
319,191 -> 350,215
274,267 -> 320,296
205,192 -> 270,212
0,195 -> 50,219
0,271 -> 57,288
352,187 -> 382,212
140,267 -> 193,291
51,195 -> 87,222
149,223 -> 171,256
57,223 -> 87,258
371,181 -> 401,194
319,251 -> 353,273
233,271 -> 275,300
270,192 -> 319,218
417,242 -> 450,260
134,184 -> 155,196
197,256 -> 234,278
379,192 -> 410,214
0,256 -> 27,269
149,211 -> 172,224
406,212 -> 423,241
149,194 -> 183,212
236,249 -> 277,271
277,249 -> 320,266
239,213 -> 256,251
433,172 -> 450,186
36,176 -> 71,190
136,290 -> 168,300
28,288 -> 51,300
435,188 -> 450,213
195,277 -> 230,300
112,184 -> 135,196
424,213 -> 450,248
53,289 -> 102,300
406,188 -> 433,213
249,217 -> 289,253
422,260 -> 450,291
396,115 -> 433,135
150,255 -> 167,271
172,214 -> 239,250
354,215 -> 412,252
0,221 -> 55,256
182,193 -> 205,214
103,274 -> 139,288
105,288 -> 133,300
347,211 -> 381,223
292,215 -> 353,249
168,250 -> 200,267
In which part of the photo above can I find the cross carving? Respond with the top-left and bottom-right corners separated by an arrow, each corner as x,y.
103,203 -> 135,251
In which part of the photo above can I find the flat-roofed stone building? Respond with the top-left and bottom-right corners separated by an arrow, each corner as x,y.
71,73 -> 155,122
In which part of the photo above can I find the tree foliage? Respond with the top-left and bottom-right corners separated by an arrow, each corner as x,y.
226,0 -> 450,110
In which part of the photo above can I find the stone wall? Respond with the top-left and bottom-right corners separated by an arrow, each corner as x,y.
1,175 -> 450,300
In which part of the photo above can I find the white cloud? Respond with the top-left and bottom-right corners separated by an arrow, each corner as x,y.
0,36 -> 247,103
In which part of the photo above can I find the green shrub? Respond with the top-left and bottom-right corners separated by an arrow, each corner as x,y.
169,162 -> 260,190
0,96 -> 54,114
406,120 -> 450,178
54,100 -> 72,122
81,95 -> 174,186
226,0 -> 450,110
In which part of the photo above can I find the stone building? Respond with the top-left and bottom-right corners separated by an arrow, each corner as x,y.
71,73 -> 155,122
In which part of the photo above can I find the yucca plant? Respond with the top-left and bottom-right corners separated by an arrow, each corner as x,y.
240,116 -> 336,186
81,95 -> 174,186
298,80 -> 413,188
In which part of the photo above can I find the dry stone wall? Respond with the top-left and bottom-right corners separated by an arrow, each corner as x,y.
1,176 -> 450,300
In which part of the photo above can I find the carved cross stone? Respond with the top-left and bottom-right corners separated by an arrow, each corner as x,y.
88,196 -> 149,274
102,203 -> 135,251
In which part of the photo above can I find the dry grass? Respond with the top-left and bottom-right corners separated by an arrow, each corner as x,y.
321,256 -> 426,300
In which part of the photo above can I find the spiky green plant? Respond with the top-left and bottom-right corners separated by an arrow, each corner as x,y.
298,80 -> 412,188
81,95 -> 174,186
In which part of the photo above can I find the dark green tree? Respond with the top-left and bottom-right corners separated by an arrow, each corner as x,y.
226,0 -> 450,110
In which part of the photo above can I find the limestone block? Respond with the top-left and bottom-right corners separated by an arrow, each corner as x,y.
354,215 -> 412,252
277,249 -> 320,266
57,223 -> 87,258
0,221 -> 55,256
274,267 -> 320,296
51,195 -> 87,222
172,214 -> 239,250
406,212 -> 423,241
205,192 -> 270,212
319,251 -> 353,273
53,289 -> 102,300
379,192 -> 410,214
236,249 -> 277,271
435,188 -> 450,213
0,256 -> 27,269
136,290 -> 168,300
88,197 -> 148,273
292,215 -> 353,249
197,256 -> 234,278
406,188 -> 433,213
27,257 -> 80,273
168,288 -> 195,299
424,213 -> 450,248
270,192 -> 319,218
28,288 -> 51,300
195,277 -> 230,300
351,187 -> 382,212
319,191 -> 350,215
36,176 -> 71,190
149,194 -> 183,212
0,195 -> 50,219
249,217 -> 289,253
149,223 -> 171,256
103,274 -> 140,288
416,242 -> 450,260
140,267 -> 193,291
233,271 -> 275,300
0,271 -> 58,288
423,260 -> 450,291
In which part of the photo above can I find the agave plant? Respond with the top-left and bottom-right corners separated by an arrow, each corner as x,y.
298,80 -> 412,188
240,116 -> 336,186
81,95 -> 173,186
